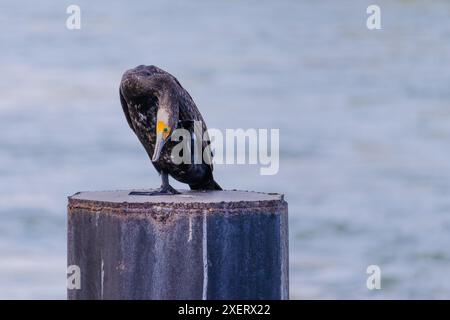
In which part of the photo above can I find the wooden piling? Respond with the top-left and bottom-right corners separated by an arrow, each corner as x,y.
67,190 -> 289,300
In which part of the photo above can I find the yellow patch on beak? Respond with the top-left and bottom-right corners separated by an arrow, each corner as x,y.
157,121 -> 171,139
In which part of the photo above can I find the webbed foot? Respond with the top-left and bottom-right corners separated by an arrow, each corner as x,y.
129,185 -> 180,196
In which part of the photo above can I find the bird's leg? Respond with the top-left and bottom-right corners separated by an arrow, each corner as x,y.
158,171 -> 181,194
129,171 -> 180,196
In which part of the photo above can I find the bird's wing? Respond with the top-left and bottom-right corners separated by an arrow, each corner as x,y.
200,116 -> 214,173
147,67 -> 215,173
120,89 -> 135,133
177,92 -> 215,173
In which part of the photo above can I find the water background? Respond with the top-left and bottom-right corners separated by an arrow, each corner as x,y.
1,0 -> 450,299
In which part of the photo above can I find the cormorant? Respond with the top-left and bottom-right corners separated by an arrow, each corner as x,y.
120,65 -> 222,195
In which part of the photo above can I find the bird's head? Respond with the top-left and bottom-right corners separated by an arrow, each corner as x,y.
148,73 -> 180,162
152,106 -> 178,162
120,65 -> 180,162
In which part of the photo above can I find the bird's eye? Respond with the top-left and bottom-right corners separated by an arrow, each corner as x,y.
163,127 -> 168,132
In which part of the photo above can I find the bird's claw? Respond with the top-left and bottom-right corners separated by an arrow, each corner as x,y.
130,186 -> 180,196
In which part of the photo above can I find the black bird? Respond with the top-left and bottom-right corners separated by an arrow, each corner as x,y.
120,65 -> 222,195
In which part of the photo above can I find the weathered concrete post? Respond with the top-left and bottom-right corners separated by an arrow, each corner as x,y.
67,190 -> 288,300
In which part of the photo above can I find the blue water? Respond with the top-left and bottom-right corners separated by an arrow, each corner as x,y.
1,0 -> 450,299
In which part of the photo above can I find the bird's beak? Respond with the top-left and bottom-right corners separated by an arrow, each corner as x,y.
152,133 -> 165,162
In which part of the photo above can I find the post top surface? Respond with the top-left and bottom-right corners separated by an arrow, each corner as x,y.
69,189 -> 284,204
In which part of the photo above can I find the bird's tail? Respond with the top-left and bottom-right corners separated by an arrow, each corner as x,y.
190,179 -> 222,191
